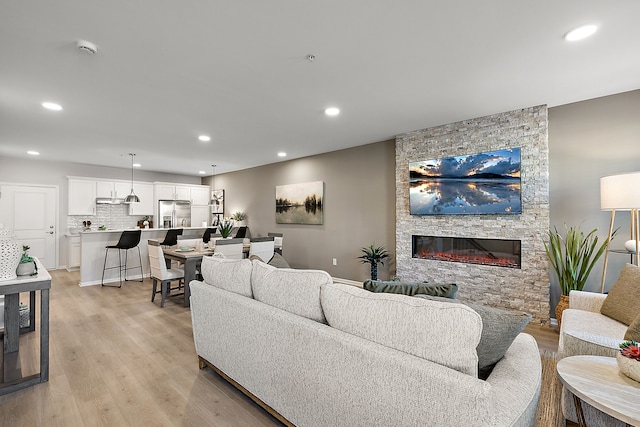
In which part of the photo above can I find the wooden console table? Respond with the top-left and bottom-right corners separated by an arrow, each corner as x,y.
0,258 -> 50,395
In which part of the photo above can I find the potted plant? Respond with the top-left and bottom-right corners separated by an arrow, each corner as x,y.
16,245 -> 38,276
218,218 -> 234,238
543,225 -> 614,328
232,211 -> 247,226
358,244 -> 390,281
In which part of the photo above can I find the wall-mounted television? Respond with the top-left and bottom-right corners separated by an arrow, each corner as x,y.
409,148 -> 521,215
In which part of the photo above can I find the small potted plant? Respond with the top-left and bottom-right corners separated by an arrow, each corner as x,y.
617,341 -> 640,382
16,245 -> 38,276
232,211 -> 247,226
218,218 -> 234,238
357,244 -> 390,281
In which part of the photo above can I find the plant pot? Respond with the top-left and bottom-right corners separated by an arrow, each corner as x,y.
16,261 -> 36,276
616,352 -> 640,383
555,294 -> 570,330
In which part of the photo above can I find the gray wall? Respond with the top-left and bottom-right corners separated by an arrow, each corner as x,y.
0,156 -> 202,267
203,140 -> 397,281
548,89 -> 640,312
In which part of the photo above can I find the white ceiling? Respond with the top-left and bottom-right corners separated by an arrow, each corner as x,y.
1,1 -> 639,176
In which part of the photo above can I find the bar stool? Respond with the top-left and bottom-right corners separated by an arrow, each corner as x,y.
101,230 -> 143,288
159,228 -> 183,247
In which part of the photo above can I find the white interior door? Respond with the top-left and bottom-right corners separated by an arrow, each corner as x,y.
0,184 -> 58,269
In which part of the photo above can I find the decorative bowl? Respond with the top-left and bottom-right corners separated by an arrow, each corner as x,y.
616,352 -> 640,383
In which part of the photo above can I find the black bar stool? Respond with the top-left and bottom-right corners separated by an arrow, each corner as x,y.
160,228 -> 183,247
101,230 -> 143,287
202,227 -> 217,243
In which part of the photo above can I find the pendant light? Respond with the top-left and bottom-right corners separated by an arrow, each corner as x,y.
209,164 -> 220,206
124,153 -> 140,203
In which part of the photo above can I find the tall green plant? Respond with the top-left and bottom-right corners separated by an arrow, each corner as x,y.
357,244 -> 390,281
543,225 -> 615,296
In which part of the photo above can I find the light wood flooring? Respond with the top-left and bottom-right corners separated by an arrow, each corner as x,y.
0,269 -> 560,426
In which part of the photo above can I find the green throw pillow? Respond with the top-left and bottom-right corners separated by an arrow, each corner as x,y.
363,280 -> 458,299
414,294 -> 531,380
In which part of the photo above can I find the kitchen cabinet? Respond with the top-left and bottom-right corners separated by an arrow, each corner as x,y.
68,178 -> 96,215
191,205 -> 211,227
155,184 -> 191,201
96,181 -> 131,199
190,185 -> 210,205
128,182 -> 154,216
66,234 -> 80,271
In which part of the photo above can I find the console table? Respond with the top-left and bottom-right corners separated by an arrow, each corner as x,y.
557,355 -> 640,427
0,258 -> 50,395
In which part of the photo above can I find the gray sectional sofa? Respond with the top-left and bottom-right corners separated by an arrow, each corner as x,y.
190,256 -> 542,426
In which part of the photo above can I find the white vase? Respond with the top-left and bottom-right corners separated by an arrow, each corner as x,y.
624,239 -> 638,254
16,261 -> 36,276
616,352 -> 640,383
0,228 -> 21,281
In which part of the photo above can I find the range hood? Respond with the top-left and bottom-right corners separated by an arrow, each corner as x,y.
96,197 -> 125,205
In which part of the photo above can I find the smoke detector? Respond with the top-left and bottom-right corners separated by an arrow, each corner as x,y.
77,40 -> 98,55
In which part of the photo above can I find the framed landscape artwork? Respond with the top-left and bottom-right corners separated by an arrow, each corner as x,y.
409,148 -> 521,215
275,181 -> 324,224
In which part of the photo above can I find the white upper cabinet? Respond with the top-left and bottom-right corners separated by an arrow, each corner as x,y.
68,178 -> 96,215
96,180 -> 131,199
128,182 -> 154,216
190,186 -> 210,205
155,184 -> 191,201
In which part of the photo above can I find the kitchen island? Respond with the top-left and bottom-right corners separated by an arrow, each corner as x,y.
78,227 -> 206,286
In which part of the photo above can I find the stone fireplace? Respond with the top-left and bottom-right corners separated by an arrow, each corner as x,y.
395,106 -> 550,325
413,235 -> 521,269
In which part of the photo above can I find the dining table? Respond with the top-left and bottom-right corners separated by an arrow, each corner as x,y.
162,247 -> 213,307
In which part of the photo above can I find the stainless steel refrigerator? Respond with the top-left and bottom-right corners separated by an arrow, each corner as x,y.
159,200 -> 191,228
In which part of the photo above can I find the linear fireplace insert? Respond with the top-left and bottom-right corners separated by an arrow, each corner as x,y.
412,235 -> 521,269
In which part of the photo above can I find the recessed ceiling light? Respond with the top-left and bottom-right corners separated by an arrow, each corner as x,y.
133,163 -> 141,168
198,135 -> 211,142
27,150 -> 40,156
198,170 -> 206,175
325,107 -> 340,116
564,24 -> 598,41
278,152 -> 287,157
42,102 -> 63,111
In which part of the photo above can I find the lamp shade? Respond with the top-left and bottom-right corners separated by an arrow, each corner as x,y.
600,172 -> 640,210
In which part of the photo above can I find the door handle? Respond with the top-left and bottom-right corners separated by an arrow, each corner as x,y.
47,231 -> 54,234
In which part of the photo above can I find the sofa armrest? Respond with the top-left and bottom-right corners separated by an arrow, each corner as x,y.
568,290 -> 606,312
487,333 -> 542,427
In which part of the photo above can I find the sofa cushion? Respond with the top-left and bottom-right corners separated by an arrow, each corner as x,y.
251,260 -> 331,323
200,256 -> 253,297
625,313 -> 640,341
414,295 -> 531,378
601,263 -> 640,325
321,282 -> 482,376
558,308 -> 626,359
363,279 -> 458,298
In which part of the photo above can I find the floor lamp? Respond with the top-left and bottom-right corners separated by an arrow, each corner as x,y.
600,172 -> 640,293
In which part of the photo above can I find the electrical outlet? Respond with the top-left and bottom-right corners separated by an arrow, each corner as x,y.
332,258 -> 337,266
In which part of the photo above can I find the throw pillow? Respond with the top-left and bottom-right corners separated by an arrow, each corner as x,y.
363,280 -> 458,299
267,252 -> 290,268
248,254 -> 264,263
414,294 -> 531,379
624,313 -> 640,341
601,263 -> 640,325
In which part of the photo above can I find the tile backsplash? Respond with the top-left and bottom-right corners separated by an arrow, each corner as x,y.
68,204 -> 147,231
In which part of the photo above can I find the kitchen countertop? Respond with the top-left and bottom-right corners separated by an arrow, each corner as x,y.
74,226 -> 207,235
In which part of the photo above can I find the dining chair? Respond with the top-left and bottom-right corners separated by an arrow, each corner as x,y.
268,232 -> 283,255
214,238 -> 244,260
249,237 -> 275,263
101,229 -> 143,287
148,240 -> 185,307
